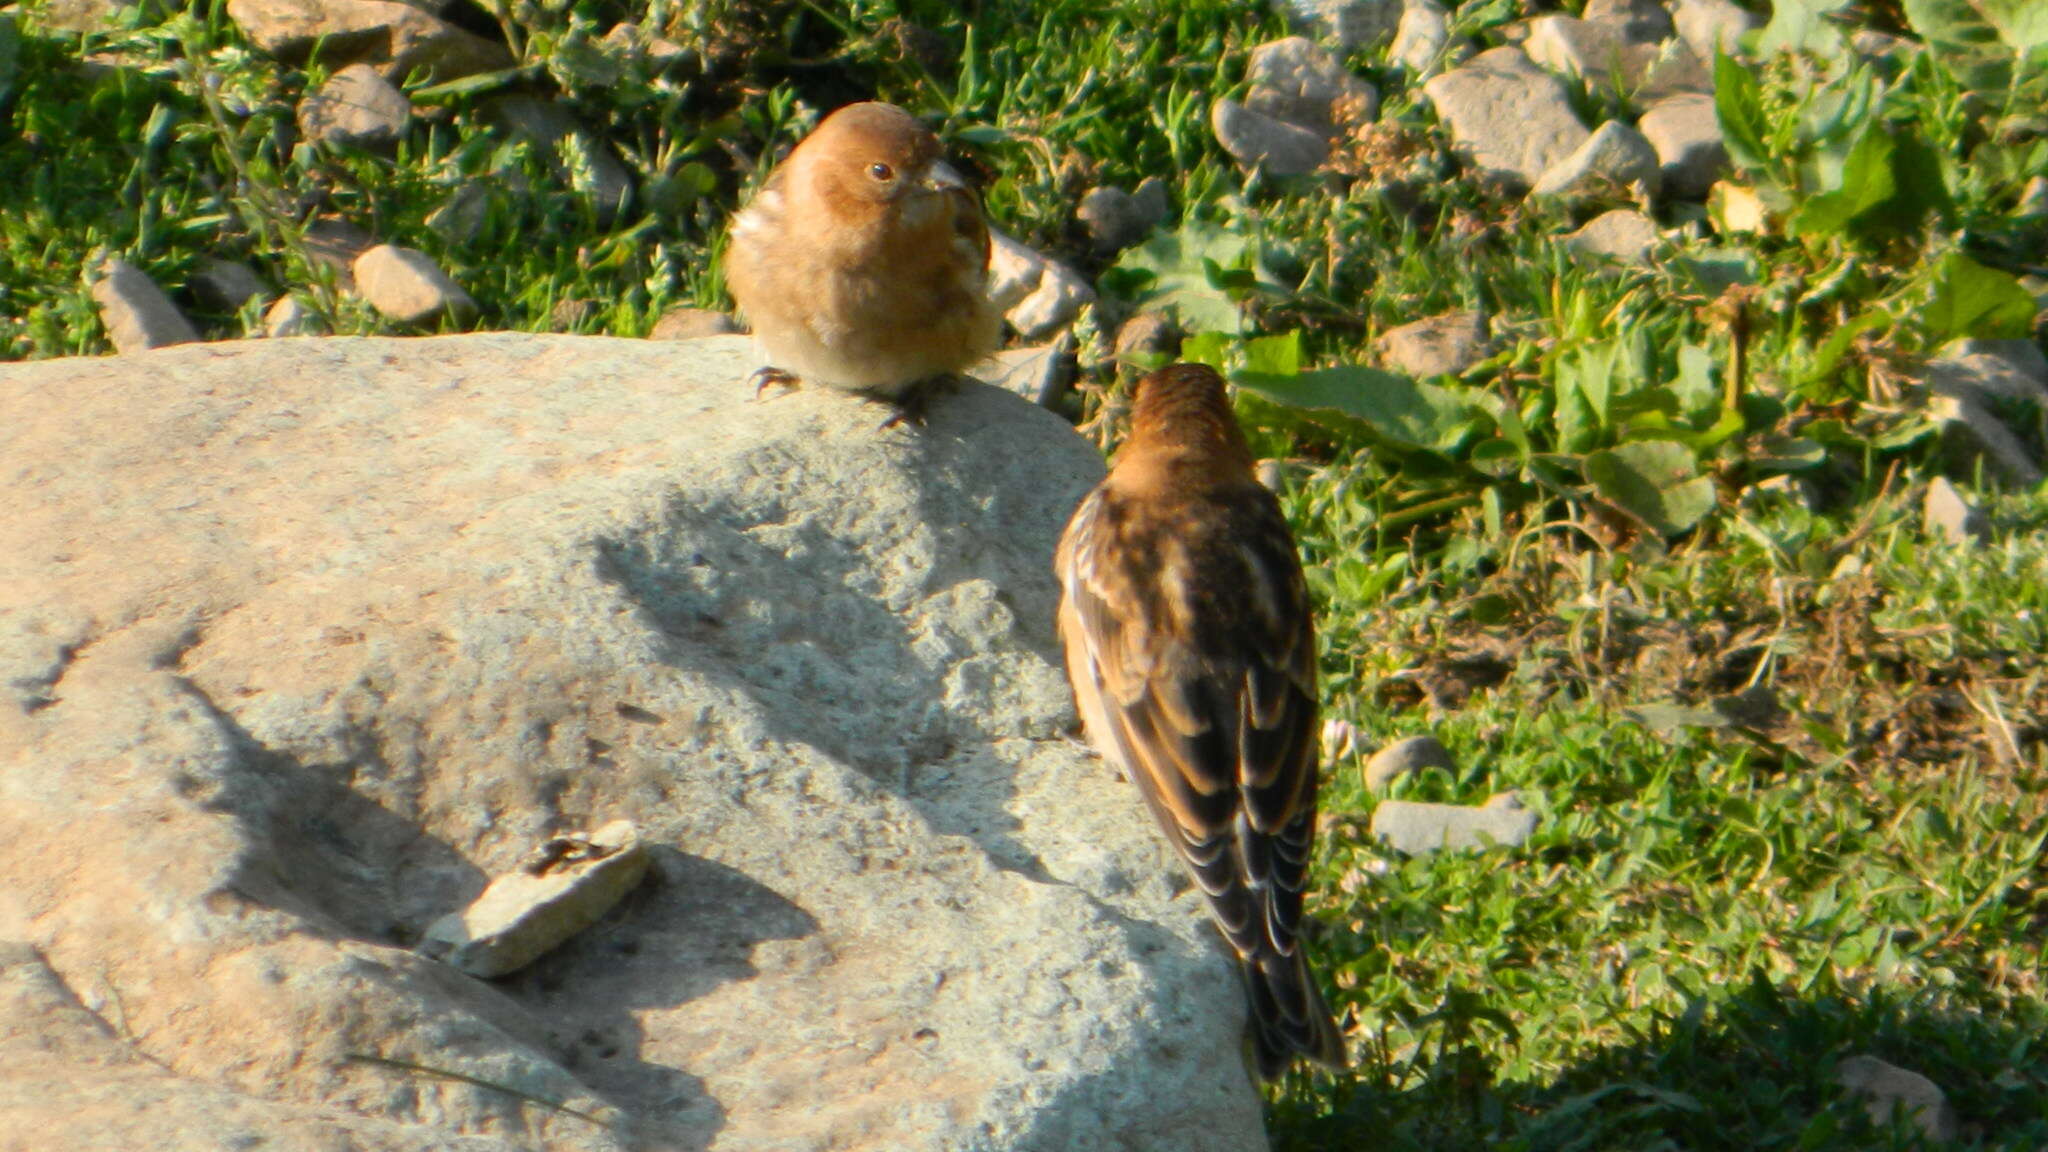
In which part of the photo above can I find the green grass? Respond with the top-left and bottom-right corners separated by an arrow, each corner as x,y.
5,0 -> 2047,1146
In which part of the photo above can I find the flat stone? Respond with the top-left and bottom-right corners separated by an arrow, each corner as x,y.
1077,186 -> 1154,254
1372,792 -> 1537,854
1922,338 -> 2048,486
89,258 -> 200,353
1389,0 -> 1455,74
1246,36 -> 1378,136
1374,310 -> 1489,379
649,306 -> 737,340
1531,119 -> 1661,206
420,820 -> 650,978
0,332 -> 1268,1151
1364,735 -> 1454,791
1582,0 -> 1674,46
980,335 -> 1077,408
1422,47 -> 1590,192
297,61 -> 411,149
1639,93 -> 1727,201
989,229 -> 1096,340
1922,476 -> 1987,545
261,294 -> 321,338
351,244 -> 478,325
1212,98 -> 1329,176
1132,176 -> 1172,227
190,257 -> 269,313
1114,310 -> 1184,366
1670,0 -> 1757,62
1562,209 -> 1659,264
1275,0 -> 1402,50
226,0 -> 512,81
1836,1056 -> 1958,1142
481,95 -> 635,222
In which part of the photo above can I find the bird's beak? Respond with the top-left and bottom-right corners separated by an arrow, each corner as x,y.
921,160 -> 968,194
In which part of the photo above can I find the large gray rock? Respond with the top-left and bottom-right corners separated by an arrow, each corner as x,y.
1389,0 -> 1455,74
1275,0 -> 1402,50
227,0 -> 512,80
1246,36 -> 1378,136
1639,93 -> 1727,201
0,334 -> 1268,1152
1374,310 -> 1490,379
1531,119 -> 1662,206
1422,47 -> 1590,192
1212,98 -> 1331,176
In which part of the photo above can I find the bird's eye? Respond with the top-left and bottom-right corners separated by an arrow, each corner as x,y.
868,162 -> 894,181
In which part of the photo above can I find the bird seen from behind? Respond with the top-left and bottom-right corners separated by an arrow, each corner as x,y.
1055,362 -> 1345,1081
724,101 -> 1002,428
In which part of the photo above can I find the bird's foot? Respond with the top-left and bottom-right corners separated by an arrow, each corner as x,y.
750,366 -> 801,399
876,374 -> 963,430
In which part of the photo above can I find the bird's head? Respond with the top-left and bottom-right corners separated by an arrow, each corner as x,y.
793,101 -> 971,218
1120,363 -> 1257,479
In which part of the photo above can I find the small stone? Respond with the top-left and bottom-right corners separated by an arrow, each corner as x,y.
1371,791 -> 1537,854
1922,477 -> 1987,545
1632,40 -> 1715,100
549,298 -> 596,332
1364,734 -> 1454,791
262,294 -> 321,338
90,258 -> 200,353
1639,93 -> 1727,201
988,230 -> 1095,341
1212,98 -> 1329,176
297,62 -> 411,150
1389,0 -> 1454,74
650,307 -> 738,340
1563,209 -> 1659,264
1422,48 -> 1591,192
226,0 -> 512,82
418,820 -> 650,978
190,257 -> 268,313
1077,186 -> 1154,254
300,217 -> 376,288
2017,176 -> 2048,218
1523,15 -> 1628,80
1275,0 -> 1402,50
1670,0 -> 1757,62
1922,339 -> 2048,487
1374,310 -> 1489,379
351,244 -> 478,325
1531,119 -> 1661,206
1581,0 -> 1674,46
1255,459 -> 1287,492
1836,1056 -> 1958,1142
1246,36 -> 1377,136
1113,311 -> 1183,366
1131,177 -> 1172,228
979,335 -> 1077,409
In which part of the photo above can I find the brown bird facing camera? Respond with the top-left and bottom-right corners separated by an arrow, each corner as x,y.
1055,363 -> 1345,1081
725,101 -> 1002,427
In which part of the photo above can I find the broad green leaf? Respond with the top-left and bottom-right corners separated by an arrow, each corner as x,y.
1672,343 -> 1720,416
1752,435 -> 1827,471
1790,122 -> 1895,237
1924,251 -> 2038,342
1583,440 -> 1718,536
1235,366 -> 1475,452
1902,0 -> 2023,89
1758,0 -> 1853,61
1179,330 -> 1231,370
1110,222 -> 1274,335
1243,332 -> 1301,377
1714,52 -> 1771,173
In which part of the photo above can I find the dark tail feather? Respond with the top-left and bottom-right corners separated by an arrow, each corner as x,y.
1243,948 -> 1346,1081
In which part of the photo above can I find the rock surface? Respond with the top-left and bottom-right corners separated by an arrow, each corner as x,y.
989,230 -> 1096,341
1372,792 -> 1537,854
1836,1055 -> 1958,1141
649,307 -> 738,341
1363,735 -> 1454,792
227,0 -> 512,80
1922,338 -> 2048,486
1212,98 -> 1330,176
1531,119 -> 1661,206
1563,209 -> 1659,264
1374,310 -> 1490,379
1639,93 -> 1726,201
1275,0 -> 1402,50
1422,47 -> 1590,192
1246,36 -> 1377,136
298,60 -> 412,149
1389,0 -> 1454,74
1922,477 -> 1987,546
421,820 -> 652,978
0,334 -> 1268,1151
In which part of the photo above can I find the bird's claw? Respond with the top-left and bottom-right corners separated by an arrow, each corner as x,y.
751,367 -> 800,399
877,374 -> 962,431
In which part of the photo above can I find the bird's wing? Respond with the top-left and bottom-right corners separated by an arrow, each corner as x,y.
1057,486 -> 1320,962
